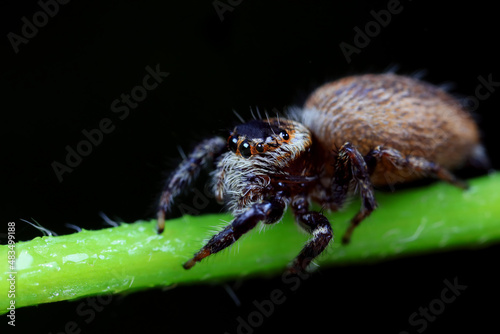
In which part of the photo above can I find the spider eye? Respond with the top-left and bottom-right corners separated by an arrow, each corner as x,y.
228,136 -> 238,152
239,140 -> 252,158
256,143 -> 264,153
280,130 -> 290,140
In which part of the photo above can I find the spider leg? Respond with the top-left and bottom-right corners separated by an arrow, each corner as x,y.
336,142 -> 469,244
183,195 -> 286,269
289,196 -> 333,274
369,145 -> 469,189
332,142 -> 377,245
157,136 -> 226,233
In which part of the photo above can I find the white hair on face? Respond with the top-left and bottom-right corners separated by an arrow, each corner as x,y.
211,119 -> 312,216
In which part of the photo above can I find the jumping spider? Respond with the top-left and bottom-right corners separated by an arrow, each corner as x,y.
156,73 -> 488,274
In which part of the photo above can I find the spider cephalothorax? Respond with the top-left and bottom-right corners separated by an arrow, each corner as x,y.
156,73 -> 488,274
213,118 -> 314,216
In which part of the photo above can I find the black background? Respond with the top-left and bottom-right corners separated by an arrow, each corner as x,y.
2,0 -> 499,333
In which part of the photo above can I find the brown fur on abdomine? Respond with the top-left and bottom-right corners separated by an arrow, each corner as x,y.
298,73 -> 486,186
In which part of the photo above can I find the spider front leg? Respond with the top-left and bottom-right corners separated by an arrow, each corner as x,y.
156,136 -> 227,234
289,196 -> 333,274
183,194 -> 286,269
332,142 -> 377,245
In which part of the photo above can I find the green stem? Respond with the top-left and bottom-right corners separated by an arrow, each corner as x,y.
2,173 -> 500,314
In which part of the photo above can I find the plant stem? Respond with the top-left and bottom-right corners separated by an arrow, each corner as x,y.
1,173 -> 499,314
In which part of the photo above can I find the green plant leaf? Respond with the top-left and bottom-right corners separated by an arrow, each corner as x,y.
1,173 -> 499,314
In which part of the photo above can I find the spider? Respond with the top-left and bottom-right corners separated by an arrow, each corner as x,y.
156,73 -> 488,274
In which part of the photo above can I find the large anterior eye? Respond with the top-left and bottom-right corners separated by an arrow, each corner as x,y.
280,130 -> 290,140
228,136 -> 238,152
239,140 -> 252,158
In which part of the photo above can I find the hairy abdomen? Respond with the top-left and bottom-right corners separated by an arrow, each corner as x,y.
300,73 -> 481,185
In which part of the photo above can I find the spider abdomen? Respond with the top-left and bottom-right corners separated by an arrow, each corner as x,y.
300,73 -> 484,185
